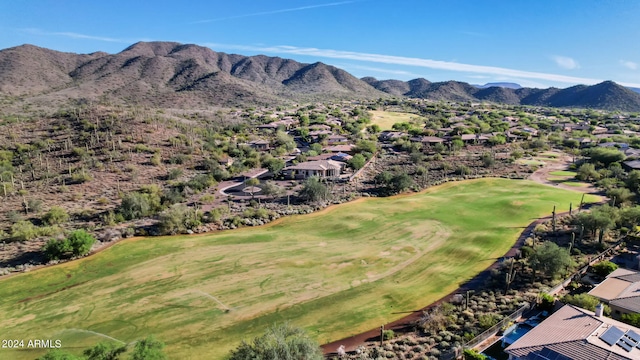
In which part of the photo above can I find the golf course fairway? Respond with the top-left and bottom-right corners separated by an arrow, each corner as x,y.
0,178 -> 599,359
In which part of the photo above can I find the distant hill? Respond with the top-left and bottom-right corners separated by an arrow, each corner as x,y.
2,41 -> 640,111
366,76 -> 640,111
474,82 -> 522,89
0,42 -> 386,107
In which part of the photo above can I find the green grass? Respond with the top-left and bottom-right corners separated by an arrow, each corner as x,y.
516,159 -> 545,166
560,181 -> 590,188
0,179 -> 599,359
549,170 -> 577,177
369,110 -> 423,130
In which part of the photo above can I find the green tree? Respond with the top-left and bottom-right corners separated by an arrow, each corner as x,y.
621,206 -> 640,231
275,131 -> 296,152
264,158 -> 285,174
347,153 -> 366,170
355,140 -> 377,155
561,293 -> 610,315
389,173 -> 414,194
528,241 -> 574,281
43,238 -> 72,261
67,229 -> 96,256
621,313 -> 640,327
626,170 -> 640,193
586,147 -> 625,166
260,181 -> 285,199
83,341 -> 126,360
576,163 -> 600,181
129,336 -> 167,360
42,206 -> 70,225
463,348 -> 488,360
590,205 -> 618,243
298,176 -> 329,203
228,323 -> 323,360
592,261 -> 618,277
488,135 -> 506,147
607,187 -> 634,207
451,139 -> 464,153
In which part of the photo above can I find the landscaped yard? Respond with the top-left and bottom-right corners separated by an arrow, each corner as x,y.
0,179 -> 599,359
369,110 -> 423,130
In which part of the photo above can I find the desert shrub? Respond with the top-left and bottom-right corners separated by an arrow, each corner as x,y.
184,174 -> 216,192
10,220 -> 38,241
591,260 -> 618,277
455,165 -> 472,176
477,314 -> 501,331
382,329 -> 395,340
167,168 -> 183,180
150,153 -> 161,166
43,229 -> 95,260
119,191 -> 162,220
27,198 -> 43,213
42,206 -> 69,225
158,204 -> 202,235
71,170 -> 92,183
199,194 -> 215,205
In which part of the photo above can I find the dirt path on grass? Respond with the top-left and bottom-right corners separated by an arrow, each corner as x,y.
528,154 -> 598,194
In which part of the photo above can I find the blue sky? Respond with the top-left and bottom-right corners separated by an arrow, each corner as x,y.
2,0 -> 640,88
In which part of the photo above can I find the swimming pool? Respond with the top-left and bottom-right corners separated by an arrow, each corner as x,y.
502,323 -> 534,346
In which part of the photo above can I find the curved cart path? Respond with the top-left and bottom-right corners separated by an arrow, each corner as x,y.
322,155 -> 604,355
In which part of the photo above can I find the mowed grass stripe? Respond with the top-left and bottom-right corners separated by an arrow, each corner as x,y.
369,110 -> 423,130
0,179 -> 599,359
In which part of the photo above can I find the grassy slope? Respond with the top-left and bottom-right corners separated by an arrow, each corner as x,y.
369,110 -> 422,130
0,179 -> 599,359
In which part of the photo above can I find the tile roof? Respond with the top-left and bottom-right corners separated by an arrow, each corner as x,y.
285,160 -> 342,171
506,305 -> 640,360
589,268 -> 640,312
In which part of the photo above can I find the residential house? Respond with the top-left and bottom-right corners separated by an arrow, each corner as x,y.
283,160 -> 343,179
506,304 -> 640,360
623,160 -> 640,171
598,142 -> 630,150
326,134 -> 349,145
460,134 -> 490,144
589,268 -> 640,319
409,136 -> 446,147
592,126 -> 609,135
248,140 -> 271,151
324,144 -> 356,154
379,131 -> 406,142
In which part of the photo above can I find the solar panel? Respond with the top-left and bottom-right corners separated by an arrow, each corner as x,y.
533,347 -> 571,360
627,329 -> 640,343
618,339 -> 633,352
600,326 -> 625,346
622,334 -> 638,347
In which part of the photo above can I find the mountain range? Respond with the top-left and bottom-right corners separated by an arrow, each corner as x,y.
2,41 -> 640,111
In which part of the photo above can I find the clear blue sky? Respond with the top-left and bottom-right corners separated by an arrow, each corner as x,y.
2,0 -> 640,88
